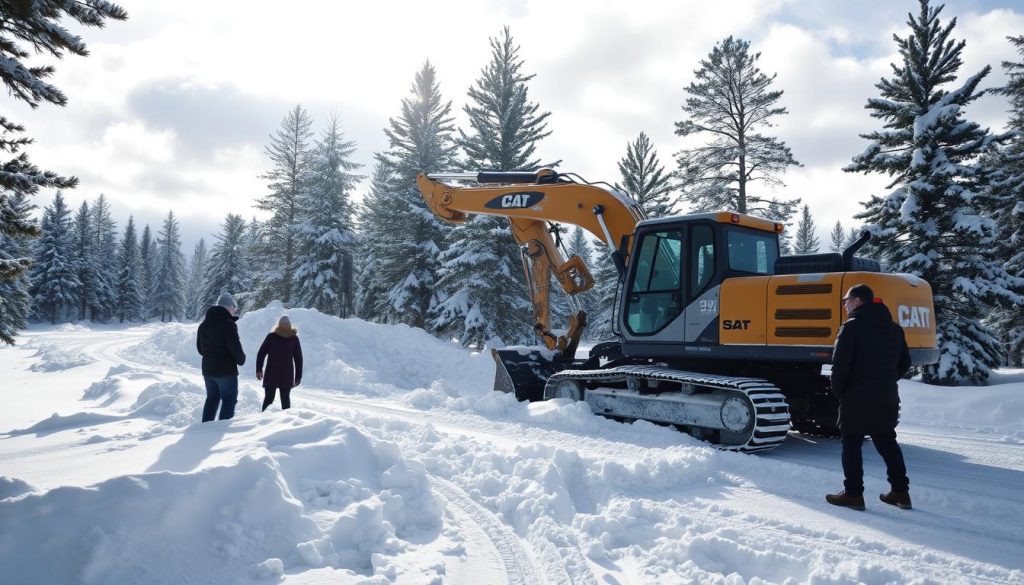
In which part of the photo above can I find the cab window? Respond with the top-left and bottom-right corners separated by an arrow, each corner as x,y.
690,224 -> 715,297
625,230 -> 682,334
727,228 -> 778,275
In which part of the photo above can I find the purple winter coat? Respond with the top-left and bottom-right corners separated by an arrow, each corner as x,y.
256,328 -> 303,389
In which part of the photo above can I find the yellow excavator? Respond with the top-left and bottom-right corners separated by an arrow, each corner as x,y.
417,169 -> 938,452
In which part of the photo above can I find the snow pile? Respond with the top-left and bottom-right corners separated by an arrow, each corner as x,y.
143,302 -> 494,396
0,412 -> 443,584
25,342 -> 93,372
900,379 -> 1024,440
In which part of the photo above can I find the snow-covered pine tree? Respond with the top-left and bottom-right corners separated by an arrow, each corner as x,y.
201,214 -> 249,313
0,190 -> 37,343
844,0 -> 1022,385
150,211 -> 186,322
986,34 -> 1024,366
255,105 -> 314,307
184,239 -> 207,321
828,220 -> 846,253
115,216 -> 143,323
30,192 -> 80,324
72,201 -> 97,321
139,224 -> 156,316
362,61 -> 459,330
433,28 -> 551,346
354,162 -> 398,321
792,204 -> 820,255
615,132 -> 675,218
292,115 -> 362,315
89,194 -> 118,322
675,35 -> 802,227
235,217 -> 263,311
564,226 -> 602,336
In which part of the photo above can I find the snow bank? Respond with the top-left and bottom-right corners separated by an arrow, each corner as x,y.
141,302 -> 494,396
25,342 -> 93,372
900,379 -> 1024,440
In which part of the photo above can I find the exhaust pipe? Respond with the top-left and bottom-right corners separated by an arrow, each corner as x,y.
842,230 -> 871,271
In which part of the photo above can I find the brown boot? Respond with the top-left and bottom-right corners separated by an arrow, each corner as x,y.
879,490 -> 912,510
826,491 -> 866,510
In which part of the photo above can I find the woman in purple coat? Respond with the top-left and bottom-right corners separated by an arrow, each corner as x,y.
256,316 -> 303,411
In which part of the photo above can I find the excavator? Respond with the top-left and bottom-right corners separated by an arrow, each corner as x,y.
416,169 -> 938,452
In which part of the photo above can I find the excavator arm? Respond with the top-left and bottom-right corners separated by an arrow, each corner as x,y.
416,169 -> 644,353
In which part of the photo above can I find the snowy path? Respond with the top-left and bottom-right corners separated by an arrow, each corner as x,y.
2,319 -> 1023,585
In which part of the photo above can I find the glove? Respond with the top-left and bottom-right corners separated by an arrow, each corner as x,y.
256,371 -> 263,381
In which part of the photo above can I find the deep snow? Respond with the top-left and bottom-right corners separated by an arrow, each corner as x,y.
0,305 -> 1021,584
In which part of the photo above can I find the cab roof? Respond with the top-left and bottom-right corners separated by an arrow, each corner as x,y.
636,211 -> 782,234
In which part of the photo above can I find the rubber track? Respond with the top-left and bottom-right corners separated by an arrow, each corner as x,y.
546,365 -> 791,453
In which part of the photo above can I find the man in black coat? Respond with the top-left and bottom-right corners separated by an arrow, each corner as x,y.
196,292 -> 246,422
826,284 -> 913,511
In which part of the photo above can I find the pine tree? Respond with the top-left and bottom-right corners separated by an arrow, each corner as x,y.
256,105 -> 314,306
433,28 -> 551,345
236,217 -> 263,311
675,35 -> 801,224
185,238 -> 208,321
72,201 -> 97,320
615,132 -> 674,218
89,194 -> 118,322
202,214 -> 249,313
292,115 -> 362,315
792,204 -> 821,255
355,162 -> 397,321
829,221 -> 847,253
361,62 -> 459,329
30,192 -> 80,324
115,216 -> 143,323
150,211 -> 186,322
844,0 -> 1022,385
139,225 -> 156,316
0,191 -> 37,343
589,240 -> 621,341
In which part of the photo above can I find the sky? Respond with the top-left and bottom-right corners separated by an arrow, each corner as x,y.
10,0 -> 1024,253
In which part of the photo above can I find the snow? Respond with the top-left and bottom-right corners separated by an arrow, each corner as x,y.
0,310 -> 1022,584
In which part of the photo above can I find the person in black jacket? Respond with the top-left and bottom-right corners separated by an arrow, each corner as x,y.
256,315 -> 303,411
196,292 -> 246,422
826,284 -> 913,511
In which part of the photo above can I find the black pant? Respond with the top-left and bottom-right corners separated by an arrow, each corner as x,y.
841,429 -> 909,496
262,386 -> 292,411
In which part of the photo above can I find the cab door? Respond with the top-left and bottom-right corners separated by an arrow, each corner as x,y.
682,222 -> 720,343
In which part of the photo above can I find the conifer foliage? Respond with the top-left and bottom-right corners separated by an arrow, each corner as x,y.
150,212 -> 186,322
0,192 -> 36,343
202,214 -> 250,313
30,192 -> 80,324
185,239 -> 208,321
792,204 -> 820,255
115,217 -> 143,323
845,0 -> 1022,384
615,132 -> 674,218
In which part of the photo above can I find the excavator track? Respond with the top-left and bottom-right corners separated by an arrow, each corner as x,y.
545,365 -> 791,453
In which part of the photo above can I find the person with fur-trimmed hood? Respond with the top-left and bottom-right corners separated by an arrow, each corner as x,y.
256,315 -> 303,411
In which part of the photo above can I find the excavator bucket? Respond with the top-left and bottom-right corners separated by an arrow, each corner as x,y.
491,347 -> 565,402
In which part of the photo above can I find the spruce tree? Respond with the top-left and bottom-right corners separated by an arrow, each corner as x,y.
202,214 -> 249,313
256,105 -> 313,306
792,204 -> 820,255
433,28 -> 551,345
185,238 -> 208,321
115,216 -> 143,323
675,35 -> 801,224
292,115 -> 361,315
829,221 -> 847,253
30,192 -> 80,324
588,239 -> 621,341
72,201 -> 97,320
139,225 -> 156,316
89,194 -> 118,322
362,62 -> 459,329
355,162 -> 398,321
565,227 -> 601,333
0,191 -> 37,343
150,211 -> 186,322
615,132 -> 674,218
844,0 -> 1022,384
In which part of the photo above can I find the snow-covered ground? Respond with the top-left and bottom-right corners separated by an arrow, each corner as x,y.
1,305 -> 1021,585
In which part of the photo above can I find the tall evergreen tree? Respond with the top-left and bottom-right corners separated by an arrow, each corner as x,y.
792,204 -> 821,255
433,28 -> 551,345
72,200 -> 97,320
202,214 -> 250,313
361,62 -> 459,329
615,132 -> 674,218
355,162 -> 397,321
115,216 -> 143,323
139,224 -> 156,315
564,227 -> 601,335
30,192 -> 80,324
829,220 -> 847,253
675,35 -> 801,223
844,0 -> 1022,384
185,238 -> 208,321
256,104 -> 314,306
293,115 -> 362,315
0,191 -> 37,343
150,211 -> 186,322
89,194 -> 118,322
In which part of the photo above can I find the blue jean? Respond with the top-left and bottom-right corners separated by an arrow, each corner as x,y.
202,375 -> 238,422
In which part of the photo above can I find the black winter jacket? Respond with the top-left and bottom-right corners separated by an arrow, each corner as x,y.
196,306 -> 246,377
256,329 -> 303,389
831,302 -> 911,431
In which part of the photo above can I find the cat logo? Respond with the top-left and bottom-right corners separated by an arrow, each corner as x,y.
897,305 -> 932,329
484,191 -> 544,210
722,319 -> 751,330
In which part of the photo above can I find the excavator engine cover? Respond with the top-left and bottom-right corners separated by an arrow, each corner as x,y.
491,347 -> 565,402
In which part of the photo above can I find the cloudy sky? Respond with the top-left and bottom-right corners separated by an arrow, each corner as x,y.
13,0 -> 1024,251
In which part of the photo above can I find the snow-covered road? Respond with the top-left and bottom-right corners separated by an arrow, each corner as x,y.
1,310 -> 1022,584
